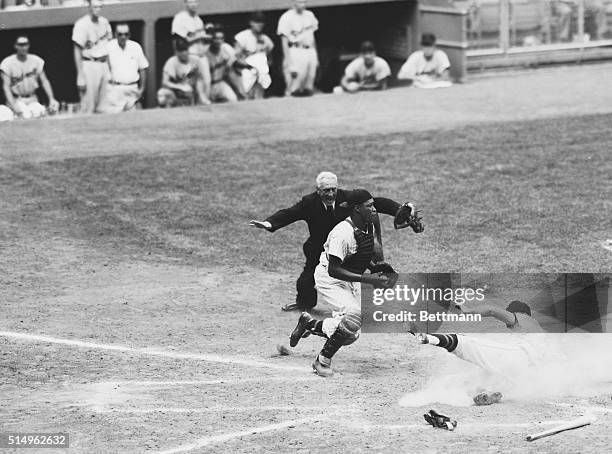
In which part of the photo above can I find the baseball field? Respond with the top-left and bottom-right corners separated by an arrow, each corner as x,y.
1,62 -> 611,453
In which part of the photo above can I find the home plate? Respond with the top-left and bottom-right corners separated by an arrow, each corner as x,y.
602,240 -> 612,252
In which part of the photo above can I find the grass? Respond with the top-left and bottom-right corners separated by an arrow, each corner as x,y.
1,111 -> 610,276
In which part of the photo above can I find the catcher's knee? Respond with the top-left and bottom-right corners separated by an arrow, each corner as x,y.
337,310 -> 361,346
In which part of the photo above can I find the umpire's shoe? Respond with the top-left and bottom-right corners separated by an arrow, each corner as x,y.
290,312 -> 314,347
312,355 -> 333,377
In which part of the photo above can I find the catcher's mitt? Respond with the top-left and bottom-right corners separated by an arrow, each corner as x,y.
370,262 -> 399,289
394,203 -> 424,233
423,409 -> 457,431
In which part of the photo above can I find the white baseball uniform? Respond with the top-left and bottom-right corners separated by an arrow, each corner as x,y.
315,219 -> 364,337
344,56 -> 391,86
234,29 -> 274,96
277,7 -> 319,94
206,43 -> 238,103
0,53 -> 47,118
72,14 -> 112,113
398,49 -> 450,81
172,10 -> 207,57
157,55 -> 205,107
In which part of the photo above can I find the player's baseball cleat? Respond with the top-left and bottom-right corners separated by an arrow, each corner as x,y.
290,312 -> 314,347
281,303 -> 300,312
312,355 -> 333,377
473,392 -> 503,406
415,333 -> 429,344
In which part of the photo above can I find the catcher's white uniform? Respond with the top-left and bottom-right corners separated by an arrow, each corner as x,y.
315,219 -> 363,337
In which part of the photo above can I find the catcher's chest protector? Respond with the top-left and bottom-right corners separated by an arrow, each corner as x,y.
343,221 -> 374,274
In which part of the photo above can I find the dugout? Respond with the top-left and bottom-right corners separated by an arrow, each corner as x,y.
0,0 -> 468,107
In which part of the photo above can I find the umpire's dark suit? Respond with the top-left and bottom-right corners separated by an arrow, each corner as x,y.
265,189 -> 400,310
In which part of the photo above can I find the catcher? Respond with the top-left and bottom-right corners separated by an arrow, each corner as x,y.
289,190 -> 401,377
249,171 -> 423,312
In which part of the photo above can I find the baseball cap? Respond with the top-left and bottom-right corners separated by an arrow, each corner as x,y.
360,41 -> 376,54
506,300 -> 532,316
421,33 -> 437,46
250,11 -> 266,23
348,189 -> 373,206
15,36 -> 30,46
175,38 -> 189,52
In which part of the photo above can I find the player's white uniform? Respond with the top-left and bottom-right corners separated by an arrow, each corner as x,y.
0,54 -> 47,118
172,10 -> 207,57
234,29 -> 274,96
452,314 -> 553,376
103,39 -> 149,113
277,7 -> 319,94
343,56 -> 391,91
398,49 -> 450,84
315,218 -> 364,337
72,14 -> 112,113
172,11 -> 211,91
157,55 -> 205,107
206,43 -> 238,103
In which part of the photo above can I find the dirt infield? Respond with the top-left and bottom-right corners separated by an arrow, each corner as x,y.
1,63 -> 611,453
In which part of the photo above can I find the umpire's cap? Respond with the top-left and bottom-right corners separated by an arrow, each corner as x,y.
506,300 -> 531,316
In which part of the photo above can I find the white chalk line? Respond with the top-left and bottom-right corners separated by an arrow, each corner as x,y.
156,415 -> 325,454
378,420 -> 578,430
105,376 -> 316,387
96,406 -> 323,414
0,331 -> 305,372
552,402 -> 612,414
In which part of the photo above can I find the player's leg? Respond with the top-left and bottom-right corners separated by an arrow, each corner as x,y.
303,48 -> 318,94
0,105 -> 15,122
99,85 -> 124,114
25,100 -> 46,118
81,61 -> 101,114
95,64 -> 111,113
214,81 -> 238,103
199,56 -> 212,100
310,266 -> 362,376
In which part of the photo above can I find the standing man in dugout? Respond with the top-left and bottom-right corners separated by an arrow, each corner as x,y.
0,35 -> 59,119
103,23 -> 149,113
277,0 -> 319,96
72,0 -> 112,114
249,172 -> 416,312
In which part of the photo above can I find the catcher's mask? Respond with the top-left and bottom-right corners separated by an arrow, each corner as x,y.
506,300 -> 531,316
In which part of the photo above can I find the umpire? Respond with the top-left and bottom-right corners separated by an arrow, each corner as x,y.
250,171 -> 410,311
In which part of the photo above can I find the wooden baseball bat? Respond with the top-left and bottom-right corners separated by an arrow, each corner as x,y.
526,415 -> 596,442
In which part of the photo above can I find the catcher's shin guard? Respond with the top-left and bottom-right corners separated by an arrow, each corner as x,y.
320,311 -> 361,360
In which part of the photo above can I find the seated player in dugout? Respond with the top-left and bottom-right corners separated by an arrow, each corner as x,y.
0,35 -> 59,120
234,11 -> 275,100
397,33 -> 451,86
337,41 -> 391,93
205,25 -> 249,102
157,38 -> 211,107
